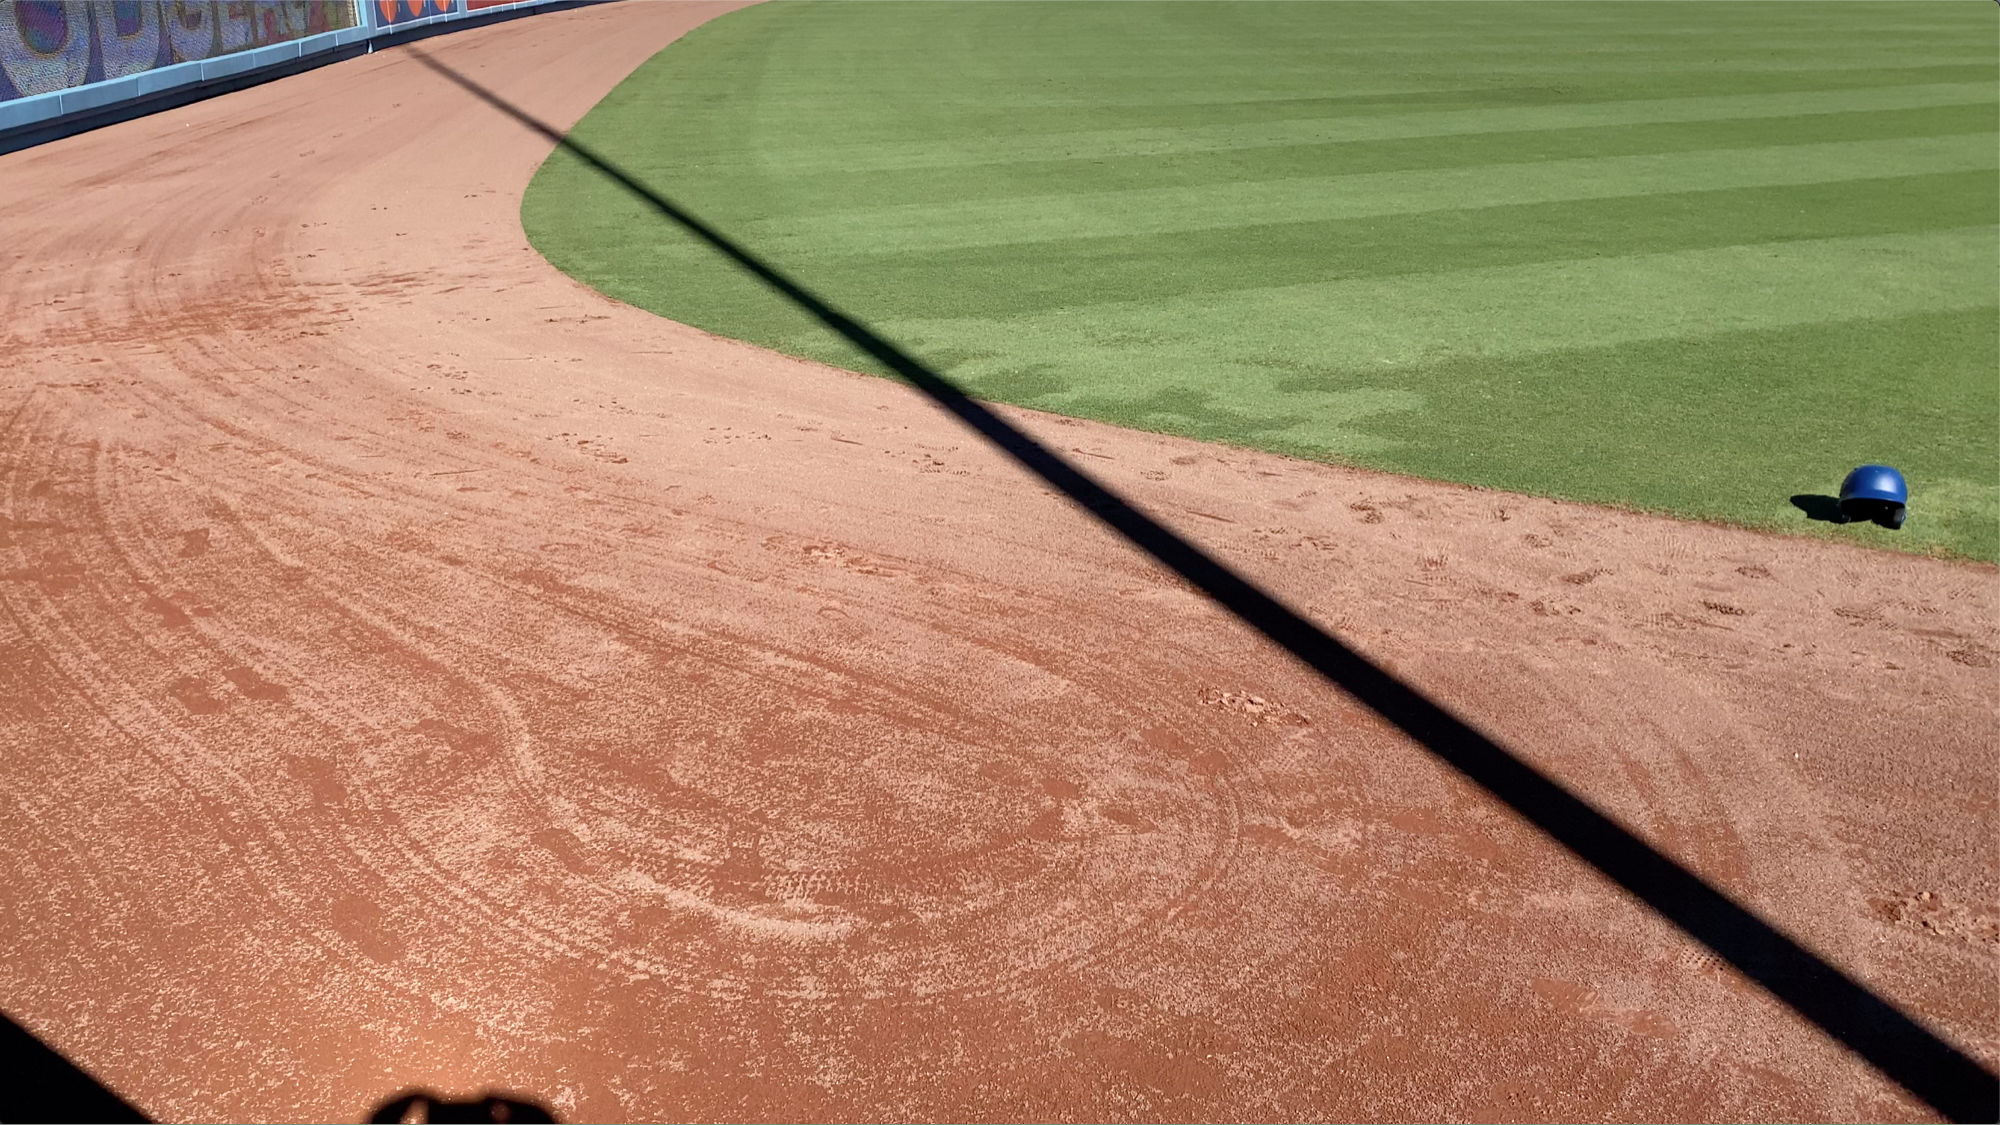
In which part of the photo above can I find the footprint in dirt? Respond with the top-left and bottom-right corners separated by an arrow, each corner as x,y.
167,676 -> 225,715
1868,890 -> 2000,947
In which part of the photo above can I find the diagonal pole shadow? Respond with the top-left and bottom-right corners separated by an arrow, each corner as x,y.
409,48 -> 1997,1124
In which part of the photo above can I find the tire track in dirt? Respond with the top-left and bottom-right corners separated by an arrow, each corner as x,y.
54,343 -> 1255,1010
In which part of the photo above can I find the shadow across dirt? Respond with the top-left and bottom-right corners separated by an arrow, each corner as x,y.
409,48 -> 1996,1124
3,1007 -> 563,1124
369,1090 -> 557,1123
2,1008 -> 149,1123
1792,494 -> 1848,523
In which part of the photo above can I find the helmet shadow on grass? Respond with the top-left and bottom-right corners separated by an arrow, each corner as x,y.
1794,493 -> 1908,531
1790,493 -> 1847,522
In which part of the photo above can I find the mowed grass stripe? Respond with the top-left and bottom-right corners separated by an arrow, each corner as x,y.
659,103 -> 1997,212
568,173 -> 1991,324
861,228 -> 1995,396
826,174 -> 1998,321
746,134 -> 1993,254
736,64 -> 1990,116
525,1 -> 1998,557
719,82 -> 1993,173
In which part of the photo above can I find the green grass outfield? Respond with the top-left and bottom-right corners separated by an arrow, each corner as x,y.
522,1 -> 1999,560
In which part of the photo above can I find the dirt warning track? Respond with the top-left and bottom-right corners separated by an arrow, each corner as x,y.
1,3 -> 1995,1121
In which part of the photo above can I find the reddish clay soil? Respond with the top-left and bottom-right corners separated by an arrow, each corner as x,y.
0,4 -> 1994,1122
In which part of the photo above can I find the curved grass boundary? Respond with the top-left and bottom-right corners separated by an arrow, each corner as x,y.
524,0 -> 1998,560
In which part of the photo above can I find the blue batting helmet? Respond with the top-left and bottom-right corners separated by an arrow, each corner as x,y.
1838,464 -> 1907,528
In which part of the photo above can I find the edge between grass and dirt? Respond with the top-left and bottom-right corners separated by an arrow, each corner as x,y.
521,0 -> 2000,563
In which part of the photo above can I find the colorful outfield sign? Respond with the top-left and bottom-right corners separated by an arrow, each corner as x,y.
0,2 -> 361,102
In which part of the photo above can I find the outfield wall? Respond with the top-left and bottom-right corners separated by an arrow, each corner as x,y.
0,0 -> 589,145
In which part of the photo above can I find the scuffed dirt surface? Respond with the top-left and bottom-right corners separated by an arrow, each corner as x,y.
0,3 -> 1993,1121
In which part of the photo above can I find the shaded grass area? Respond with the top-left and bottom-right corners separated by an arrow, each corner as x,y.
523,0 -> 1998,559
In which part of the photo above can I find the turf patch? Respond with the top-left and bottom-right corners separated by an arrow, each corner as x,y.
524,0 -> 1998,559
